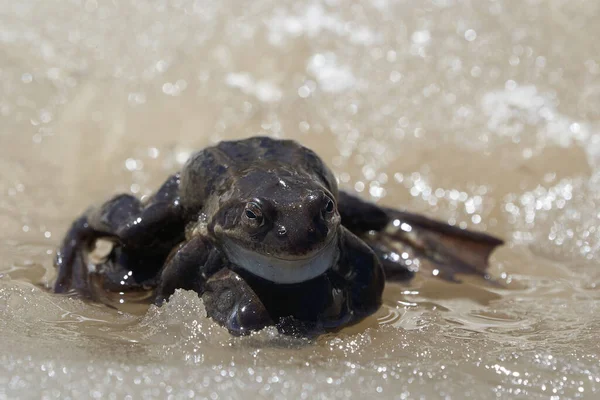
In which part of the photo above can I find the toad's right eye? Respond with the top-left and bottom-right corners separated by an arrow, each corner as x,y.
245,209 -> 257,219
243,201 -> 264,226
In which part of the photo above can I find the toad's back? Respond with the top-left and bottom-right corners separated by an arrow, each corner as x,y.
180,136 -> 338,213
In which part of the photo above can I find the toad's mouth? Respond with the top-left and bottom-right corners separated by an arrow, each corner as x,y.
221,236 -> 338,284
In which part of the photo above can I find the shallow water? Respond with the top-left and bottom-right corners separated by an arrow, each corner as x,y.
1,0 -> 599,398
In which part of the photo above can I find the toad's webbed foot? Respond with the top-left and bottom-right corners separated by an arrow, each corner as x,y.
53,175 -> 185,298
201,269 -> 273,336
338,191 -> 504,282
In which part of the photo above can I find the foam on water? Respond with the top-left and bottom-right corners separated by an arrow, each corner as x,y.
1,0 -> 600,398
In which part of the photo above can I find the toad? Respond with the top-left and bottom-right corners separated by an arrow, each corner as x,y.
53,137 -> 503,335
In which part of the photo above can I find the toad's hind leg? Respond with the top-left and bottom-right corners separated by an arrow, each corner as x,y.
53,175 -> 185,298
338,191 -> 504,282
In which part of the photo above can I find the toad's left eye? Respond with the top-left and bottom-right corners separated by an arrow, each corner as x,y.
324,198 -> 335,213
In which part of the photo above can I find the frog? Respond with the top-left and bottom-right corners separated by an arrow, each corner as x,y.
53,136 -> 503,336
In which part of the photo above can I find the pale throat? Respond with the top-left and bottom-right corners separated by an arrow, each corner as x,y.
221,238 -> 339,284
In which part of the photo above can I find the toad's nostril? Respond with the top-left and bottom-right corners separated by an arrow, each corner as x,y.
277,225 -> 287,237
324,199 -> 335,214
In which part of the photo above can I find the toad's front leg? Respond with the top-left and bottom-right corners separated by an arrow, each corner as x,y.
334,227 -> 385,324
202,269 -> 274,336
155,237 -> 273,336
270,228 -> 385,335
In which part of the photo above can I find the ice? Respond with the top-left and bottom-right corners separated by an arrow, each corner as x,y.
225,73 -> 283,103
481,84 -> 594,158
1,0 -> 600,398
266,2 -> 380,47
307,53 -> 357,93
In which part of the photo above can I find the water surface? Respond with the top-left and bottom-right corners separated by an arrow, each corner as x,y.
1,0 -> 599,398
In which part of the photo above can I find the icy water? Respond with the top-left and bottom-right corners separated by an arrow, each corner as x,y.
1,0 -> 599,398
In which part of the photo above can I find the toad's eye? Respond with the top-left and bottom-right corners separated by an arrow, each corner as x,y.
243,201 -> 264,226
324,198 -> 335,213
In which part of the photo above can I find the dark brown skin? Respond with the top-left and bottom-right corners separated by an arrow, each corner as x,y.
53,137 -> 503,336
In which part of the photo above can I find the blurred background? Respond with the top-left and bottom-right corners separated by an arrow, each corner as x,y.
0,0 -> 599,398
